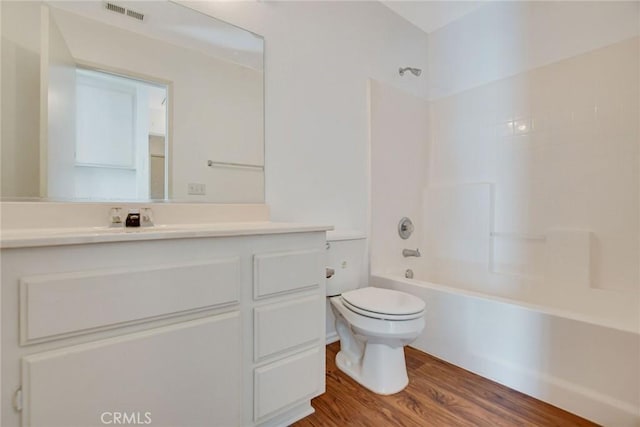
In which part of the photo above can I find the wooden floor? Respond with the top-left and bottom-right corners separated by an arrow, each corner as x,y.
293,342 -> 598,427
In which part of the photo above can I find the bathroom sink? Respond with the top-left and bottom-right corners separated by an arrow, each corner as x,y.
0,222 -> 332,248
1,224 -> 174,240
88,225 -> 172,234
1,222 -> 266,241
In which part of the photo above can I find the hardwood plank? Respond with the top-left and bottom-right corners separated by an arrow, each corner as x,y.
292,343 -> 599,427
409,349 -> 593,427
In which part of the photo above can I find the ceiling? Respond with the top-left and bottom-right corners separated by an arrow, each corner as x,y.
381,1 -> 486,34
50,1 -> 264,70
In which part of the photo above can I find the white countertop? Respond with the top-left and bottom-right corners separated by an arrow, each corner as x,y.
0,222 -> 334,248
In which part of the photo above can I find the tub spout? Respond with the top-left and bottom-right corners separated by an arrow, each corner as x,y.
402,248 -> 421,258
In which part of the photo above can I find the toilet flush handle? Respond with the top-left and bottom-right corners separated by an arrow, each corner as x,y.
326,267 -> 335,279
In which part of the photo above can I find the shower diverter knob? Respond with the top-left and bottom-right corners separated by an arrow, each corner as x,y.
398,217 -> 414,239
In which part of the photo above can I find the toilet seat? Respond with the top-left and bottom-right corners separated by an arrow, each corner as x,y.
330,295 -> 425,339
341,287 -> 425,321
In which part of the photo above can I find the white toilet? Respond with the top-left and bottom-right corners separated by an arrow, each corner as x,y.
326,232 -> 426,395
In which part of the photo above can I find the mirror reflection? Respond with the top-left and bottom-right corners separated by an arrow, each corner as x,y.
1,1 -> 264,203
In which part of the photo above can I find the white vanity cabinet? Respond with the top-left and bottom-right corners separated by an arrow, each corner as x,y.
0,228 -> 328,427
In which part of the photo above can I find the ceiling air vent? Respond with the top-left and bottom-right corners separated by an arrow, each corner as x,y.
104,2 -> 144,22
104,2 -> 125,15
126,9 -> 144,21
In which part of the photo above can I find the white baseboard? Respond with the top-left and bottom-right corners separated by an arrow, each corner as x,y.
325,331 -> 339,345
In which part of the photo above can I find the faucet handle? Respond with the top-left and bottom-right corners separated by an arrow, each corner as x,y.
140,208 -> 154,227
109,207 -> 124,228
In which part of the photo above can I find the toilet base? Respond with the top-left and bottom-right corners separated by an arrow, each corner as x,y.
335,342 -> 409,395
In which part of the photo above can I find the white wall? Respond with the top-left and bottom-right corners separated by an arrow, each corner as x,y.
1,1 -> 41,198
181,1 -> 428,342
428,1 -> 640,99
181,1 -> 429,231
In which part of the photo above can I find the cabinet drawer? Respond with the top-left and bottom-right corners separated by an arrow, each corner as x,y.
253,249 -> 324,299
20,258 -> 240,344
254,296 -> 323,361
254,347 -> 323,421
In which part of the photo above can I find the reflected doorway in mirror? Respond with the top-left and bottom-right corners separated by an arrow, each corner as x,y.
73,68 -> 168,201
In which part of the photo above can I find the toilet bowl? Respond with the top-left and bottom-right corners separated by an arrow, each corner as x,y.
329,286 -> 425,395
325,231 -> 426,395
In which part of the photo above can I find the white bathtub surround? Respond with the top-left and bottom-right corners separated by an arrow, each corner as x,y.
418,2 -> 640,313
425,35 -> 639,298
369,2 -> 639,424
372,275 -> 640,426
415,32 -> 640,343
369,80 -> 429,276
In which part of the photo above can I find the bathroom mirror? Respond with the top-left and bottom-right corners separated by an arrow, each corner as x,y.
1,0 -> 264,203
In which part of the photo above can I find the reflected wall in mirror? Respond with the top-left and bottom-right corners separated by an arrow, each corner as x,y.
1,0 -> 264,203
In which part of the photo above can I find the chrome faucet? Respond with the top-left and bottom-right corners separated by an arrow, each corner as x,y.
402,248 -> 421,258
127,208 -> 154,227
125,210 -> 141,228
109,207 -> 153,228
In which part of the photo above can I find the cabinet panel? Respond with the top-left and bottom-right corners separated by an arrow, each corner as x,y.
254,296 -> 323,361
20,258 -> 240,343
254,347 -> 322,421
21,314 -> 241,427
253,249 -> 324,299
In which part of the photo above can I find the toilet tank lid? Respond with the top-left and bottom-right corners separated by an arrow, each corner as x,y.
327,230 -> 367,242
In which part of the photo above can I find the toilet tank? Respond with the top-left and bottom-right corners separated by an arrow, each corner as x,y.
326,230 -> 367,296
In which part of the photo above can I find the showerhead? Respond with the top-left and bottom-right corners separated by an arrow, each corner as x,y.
399,67 -> 422,77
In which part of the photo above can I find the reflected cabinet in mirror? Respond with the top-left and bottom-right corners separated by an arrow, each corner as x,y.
1,1 -> 264,203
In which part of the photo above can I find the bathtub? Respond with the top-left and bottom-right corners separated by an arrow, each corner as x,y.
370,273 -> 640,427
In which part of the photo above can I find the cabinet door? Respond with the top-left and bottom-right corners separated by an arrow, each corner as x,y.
21,314 -> 241,427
